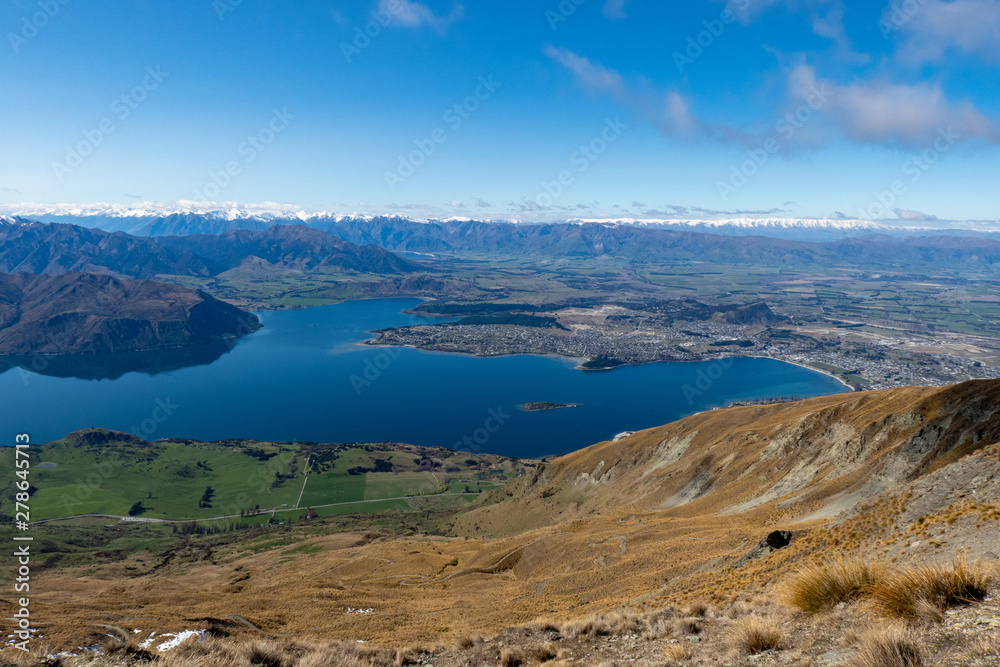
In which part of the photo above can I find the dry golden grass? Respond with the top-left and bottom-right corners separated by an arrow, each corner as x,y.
786,557 -> 886,613
849,625 -> 924,667
729,616 -> 783,655
868,558 -> 992,618
970,633 -> 1000,660
662,642 -> 693,662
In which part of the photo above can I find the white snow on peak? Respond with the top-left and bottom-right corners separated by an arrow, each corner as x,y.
2,203 -> 998,234
569,217 -> 893,231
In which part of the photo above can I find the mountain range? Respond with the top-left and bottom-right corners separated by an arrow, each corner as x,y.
0,218 -> 421,279
6,215 -> 1000,286
8,204 -> 1000,241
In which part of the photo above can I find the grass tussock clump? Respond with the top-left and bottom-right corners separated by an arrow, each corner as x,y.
869,558 -> 992,618
729,616 -> 783,655
786,557 -> 886,613
662,642 -> 693,662
499,647 -> 523,666
849,625 -> 924,667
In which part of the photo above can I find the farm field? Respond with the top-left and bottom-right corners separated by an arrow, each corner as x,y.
0,430 -> 537,523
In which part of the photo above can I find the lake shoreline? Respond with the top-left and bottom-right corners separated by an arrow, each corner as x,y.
360,336 -> 856,391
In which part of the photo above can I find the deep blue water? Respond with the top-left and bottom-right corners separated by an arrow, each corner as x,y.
0,298 -> 848,458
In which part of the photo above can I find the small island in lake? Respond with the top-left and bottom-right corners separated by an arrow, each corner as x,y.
519,401 -> 582,412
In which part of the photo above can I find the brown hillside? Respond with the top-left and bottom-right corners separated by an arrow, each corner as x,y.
454,379 -> 1000,537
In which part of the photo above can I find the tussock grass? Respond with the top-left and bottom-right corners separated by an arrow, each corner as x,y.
786,557 -> 886,612
849,625 -> 924,667
524,643 -> 558,663
662,642 -> 693,662
729,616 -> 783,655
499,647 -> 523,666
868,558 -> 992,618
683,601 -> 709,618
674,618 -> 702,635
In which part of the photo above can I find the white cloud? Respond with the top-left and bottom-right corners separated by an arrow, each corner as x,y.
788,64 -> 1000,144
545,46 -> 709,139
895,208 -> 938,220
890,0 -> 1000,63
724,0 -> 783,23
543,46 -> 625,96
725,0 -> 869,62
378,0 -> 464,32
602,0 -> 628,20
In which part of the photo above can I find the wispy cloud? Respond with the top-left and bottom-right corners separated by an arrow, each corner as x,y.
788,64 -> 1000,145
602,0 -> 628,20
543,46 -> 625,96
725,0 -> 868,62
891,0 -> 1000,64
378,0 -> 464,32
544,46 -> 750,144
895,208 -> 938,220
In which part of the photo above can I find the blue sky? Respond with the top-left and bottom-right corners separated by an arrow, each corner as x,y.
2,0 -> 999,222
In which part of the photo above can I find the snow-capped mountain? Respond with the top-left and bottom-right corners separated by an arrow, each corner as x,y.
2,203 -> 998,241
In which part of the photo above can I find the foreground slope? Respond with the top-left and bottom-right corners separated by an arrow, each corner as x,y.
10,381 -> 1000,654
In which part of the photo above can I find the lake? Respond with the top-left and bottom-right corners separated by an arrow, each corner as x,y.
0,298 -> 848,458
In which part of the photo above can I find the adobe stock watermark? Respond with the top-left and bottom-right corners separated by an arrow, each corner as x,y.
384,75 -> 501,192
717,81 -> 833,201
130,397 -> 180,439
878,0 -> 929,39
452,407 -> 512,455
546,0 -> 586,30
340,0 -> 409,63
51,66 -> 169,183
682,357 -> 736,405
7,0 -> 70,54
193,108 -> 295,201
349,347 -> 403,396
530,117 -> 628,208
672,0 -> 749,73
857,127 -> 959,220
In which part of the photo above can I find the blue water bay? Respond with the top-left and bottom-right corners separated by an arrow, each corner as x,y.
0,299 -> 847,458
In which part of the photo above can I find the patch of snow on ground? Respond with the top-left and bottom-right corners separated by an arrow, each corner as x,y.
154,630 -> 207,652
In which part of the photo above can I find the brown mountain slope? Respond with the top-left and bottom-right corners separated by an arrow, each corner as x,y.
453,379 -> 1000,537
0,272 -> 261,355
